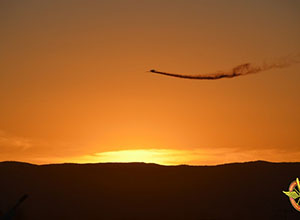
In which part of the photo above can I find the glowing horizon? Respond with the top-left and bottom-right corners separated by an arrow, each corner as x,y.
71,148 -> 300,166
6,147 -> 299,166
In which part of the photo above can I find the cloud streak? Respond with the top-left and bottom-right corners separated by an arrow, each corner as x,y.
150,54 -> 300,80
0,130 -> 32,151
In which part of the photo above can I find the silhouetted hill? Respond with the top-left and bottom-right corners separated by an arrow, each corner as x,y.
0,161 -> 299,219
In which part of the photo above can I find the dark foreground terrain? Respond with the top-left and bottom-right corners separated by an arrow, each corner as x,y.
0,160 -> 299,219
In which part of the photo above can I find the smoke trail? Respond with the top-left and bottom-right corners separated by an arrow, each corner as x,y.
149,54 -> 300,80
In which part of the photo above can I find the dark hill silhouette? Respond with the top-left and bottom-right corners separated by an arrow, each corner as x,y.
0,160 -> 299,219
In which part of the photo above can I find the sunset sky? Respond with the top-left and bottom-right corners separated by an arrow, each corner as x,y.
1,0 -> 300,165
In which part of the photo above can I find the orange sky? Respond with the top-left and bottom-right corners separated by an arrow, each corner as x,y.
1,0 -> 300,165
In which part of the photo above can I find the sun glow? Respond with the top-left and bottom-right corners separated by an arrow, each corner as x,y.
87,149 -> 190,165
56,147 -> 300,166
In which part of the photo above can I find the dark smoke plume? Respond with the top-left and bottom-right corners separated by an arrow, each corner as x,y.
149,54 -> 300,80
